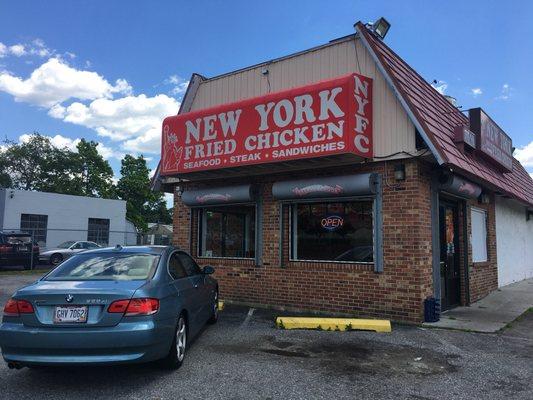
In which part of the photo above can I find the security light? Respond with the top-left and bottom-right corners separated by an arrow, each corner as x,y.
373,17 -> 391,40
394,164 -> 406,181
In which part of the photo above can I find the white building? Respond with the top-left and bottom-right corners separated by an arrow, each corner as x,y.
0,189 -> 137,250
495,197 -> 533,286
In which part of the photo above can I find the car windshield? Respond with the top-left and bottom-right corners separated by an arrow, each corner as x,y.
57,241 -> 76,248
44,253 -> 161,281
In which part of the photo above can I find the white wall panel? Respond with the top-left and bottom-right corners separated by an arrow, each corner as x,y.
0,189 -> 129,250
495,197 -> 533,287
190,37 -> 416,158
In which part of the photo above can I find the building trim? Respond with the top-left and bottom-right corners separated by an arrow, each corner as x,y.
355,23 -> 445,166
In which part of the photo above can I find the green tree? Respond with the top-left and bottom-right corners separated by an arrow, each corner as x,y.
0,133 -> 77,193
116,154 -> 172,231
75,139 -> 116,198
0,134 -> 116,198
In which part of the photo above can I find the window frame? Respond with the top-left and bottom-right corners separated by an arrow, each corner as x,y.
87,218 -> 110,246
287,196 -> 376,265
20,213 -> 48,244
470,207 -> 488,263
195,202 -> 258,261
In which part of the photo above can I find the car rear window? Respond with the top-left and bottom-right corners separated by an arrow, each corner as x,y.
44,253 -> 161,281
6,235 -> 32,244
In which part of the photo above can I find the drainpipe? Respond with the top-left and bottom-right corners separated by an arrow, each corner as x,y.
462,201 -> 471,305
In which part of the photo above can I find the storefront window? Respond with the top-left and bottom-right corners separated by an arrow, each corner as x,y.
199,205 -> 256,258
291,201 -> 373,262
471,207 -> 488,262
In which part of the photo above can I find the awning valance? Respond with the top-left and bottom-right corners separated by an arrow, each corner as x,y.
181,184 -> 254,206
439,174 -> 482,200
272,173 -> 378,201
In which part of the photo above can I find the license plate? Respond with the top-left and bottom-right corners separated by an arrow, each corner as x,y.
17,245 -> 28,252
53,306 -> 88,323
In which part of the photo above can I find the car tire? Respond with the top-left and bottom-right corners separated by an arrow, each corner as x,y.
50,253 -> 63,266
208,289 -> 219,324
162,314 -> 187,370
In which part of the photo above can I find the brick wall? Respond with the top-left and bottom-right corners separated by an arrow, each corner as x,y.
465,194 -> 498,303
172,159 -> 435,323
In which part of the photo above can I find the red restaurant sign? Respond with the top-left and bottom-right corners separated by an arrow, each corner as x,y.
469,108 -> 513,172
161,73 -> 373,175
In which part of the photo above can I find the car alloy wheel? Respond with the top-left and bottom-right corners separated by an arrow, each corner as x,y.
50,254 -> 63,266
176,316 -> 187,362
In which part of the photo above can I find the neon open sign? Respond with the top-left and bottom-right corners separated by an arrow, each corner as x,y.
321,215 -> 344,231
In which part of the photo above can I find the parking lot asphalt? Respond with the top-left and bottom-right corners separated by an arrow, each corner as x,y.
0,273 -> 532,400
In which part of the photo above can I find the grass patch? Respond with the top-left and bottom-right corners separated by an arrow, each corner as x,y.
0,269 -> 49,276
500,307 -> 532,332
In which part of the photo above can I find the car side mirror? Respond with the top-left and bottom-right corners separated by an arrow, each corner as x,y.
202,265 -> 215,275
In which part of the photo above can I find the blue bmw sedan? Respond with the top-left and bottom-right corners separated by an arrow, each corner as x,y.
0,245 -> 219,369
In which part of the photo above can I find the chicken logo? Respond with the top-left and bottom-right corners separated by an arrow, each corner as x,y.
163,124 -> 183,172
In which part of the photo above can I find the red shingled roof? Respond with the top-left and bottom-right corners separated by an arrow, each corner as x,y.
356,22 -> 533,207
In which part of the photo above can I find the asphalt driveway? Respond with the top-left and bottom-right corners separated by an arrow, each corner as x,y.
0,273 -> 531,400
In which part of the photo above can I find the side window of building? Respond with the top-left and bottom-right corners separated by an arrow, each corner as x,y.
471,207 -> 488,262
87,218 -> 110,246
198,205 -> 256,258
290,201 -> 374,263
168,252 -> 188,280
178,252 -> 202,276
20,213 -> 48,246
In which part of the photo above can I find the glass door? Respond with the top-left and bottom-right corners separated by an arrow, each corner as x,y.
439,201 -> 461,310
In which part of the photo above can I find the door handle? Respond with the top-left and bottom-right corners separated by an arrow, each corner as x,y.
194,283 -> 199,289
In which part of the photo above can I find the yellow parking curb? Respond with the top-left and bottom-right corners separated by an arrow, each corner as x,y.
218,300 -> 224,311
276,317 -> 391,333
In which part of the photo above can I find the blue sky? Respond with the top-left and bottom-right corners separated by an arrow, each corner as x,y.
1,0 -> 532,181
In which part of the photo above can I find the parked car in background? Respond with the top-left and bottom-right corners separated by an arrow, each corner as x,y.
0,231 -> 39,270
39,240 -> 101,266
0,245 -> 218,370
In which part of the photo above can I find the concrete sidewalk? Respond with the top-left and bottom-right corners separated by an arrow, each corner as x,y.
423,278 -> 533,333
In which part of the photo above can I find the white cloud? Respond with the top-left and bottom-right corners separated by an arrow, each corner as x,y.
164,75 -> 189,98
9,44 -> 26,57
496,83 -> 512,101
515,141 -> 533,168
95,142 -> 125,160
471,88 -> 482,97
0,58 -> 132,107
431,80 -> 448,95
50,94 -> 179,153
164,192 -> 174,208
1,48 -> 180,157
18,133 -> 123,160
19,133 -> 79,151
0,39 -> 55,59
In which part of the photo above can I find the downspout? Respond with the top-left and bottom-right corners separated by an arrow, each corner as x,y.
430,175 -> 441,304
462,201 -> 471,305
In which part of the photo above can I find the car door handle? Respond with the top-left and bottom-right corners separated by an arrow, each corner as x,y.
194,283 -> 199,289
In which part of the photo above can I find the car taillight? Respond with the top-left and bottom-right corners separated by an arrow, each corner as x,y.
107,300 -> 130,313
107,298 -> 159,316
0,245 -> 10,253
3,299 -> 34,316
